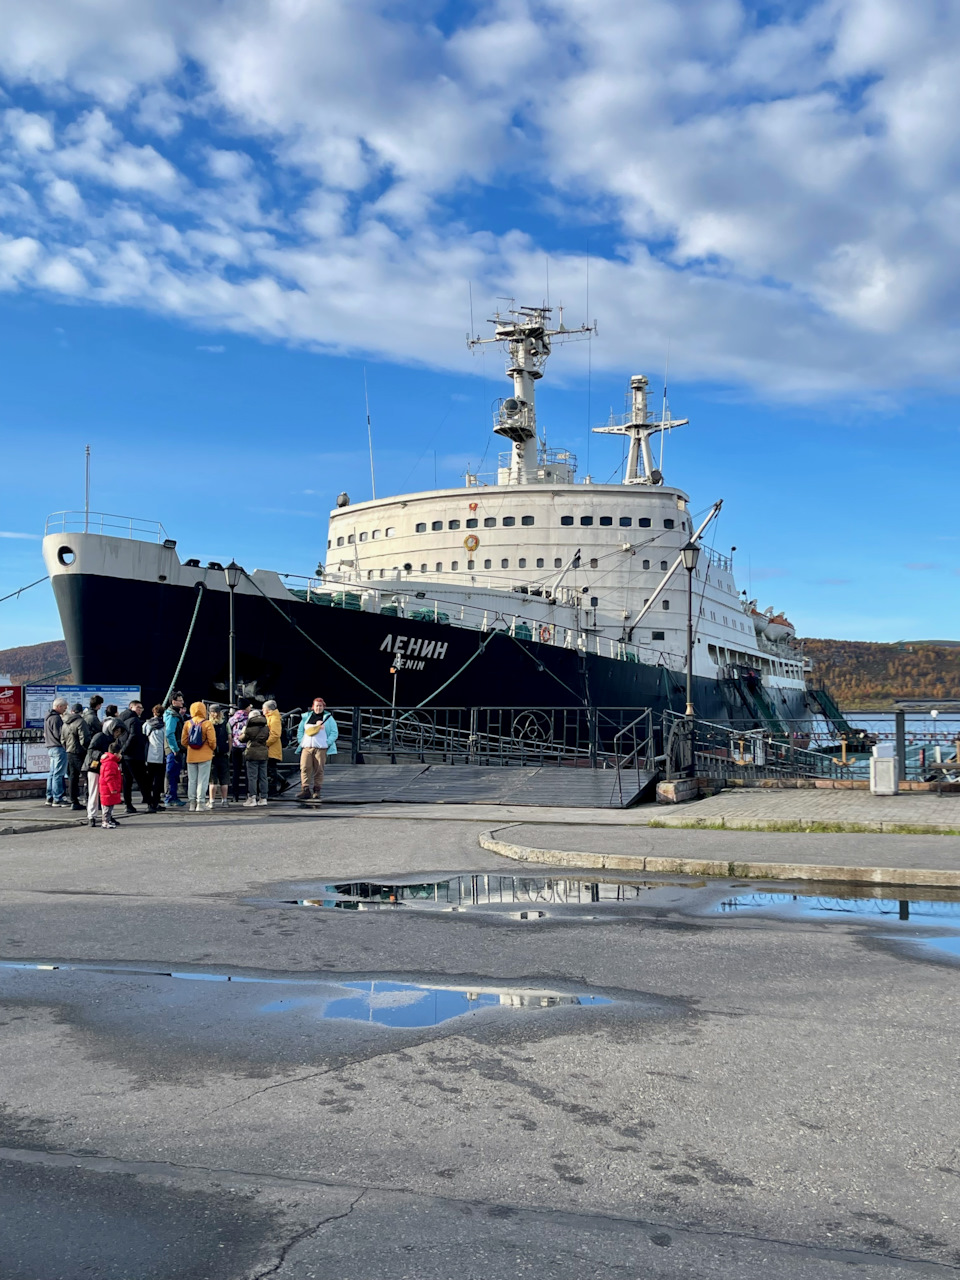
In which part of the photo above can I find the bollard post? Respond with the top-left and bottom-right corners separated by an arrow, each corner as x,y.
895,709 -> 906,782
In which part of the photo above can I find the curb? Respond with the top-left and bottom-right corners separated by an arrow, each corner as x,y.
648,818 -> 960,835
478,829 -> 960,890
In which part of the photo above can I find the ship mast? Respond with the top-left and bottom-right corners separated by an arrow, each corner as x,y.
591,374 -> 688,484
468,303 -> 594,484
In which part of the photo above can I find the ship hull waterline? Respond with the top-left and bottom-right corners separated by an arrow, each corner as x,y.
52,571 -> 809,726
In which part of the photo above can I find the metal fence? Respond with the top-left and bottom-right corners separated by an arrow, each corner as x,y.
0,729 -> 45,780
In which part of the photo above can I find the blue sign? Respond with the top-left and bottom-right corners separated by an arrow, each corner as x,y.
24,684 -> 142,728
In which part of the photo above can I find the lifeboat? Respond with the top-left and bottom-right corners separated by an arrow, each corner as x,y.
747,601 -> 769,635
764,611 -> 796,643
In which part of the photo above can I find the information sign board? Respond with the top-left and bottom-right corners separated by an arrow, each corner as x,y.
56,685 -> 142,712
24,685 -> 57,729
25,745 -> 51,776
0,685 -> 22,731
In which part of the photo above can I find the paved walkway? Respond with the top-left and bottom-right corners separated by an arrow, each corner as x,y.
651,788 -> 960,832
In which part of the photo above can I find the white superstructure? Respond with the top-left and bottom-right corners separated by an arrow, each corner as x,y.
321,304 -> 805,691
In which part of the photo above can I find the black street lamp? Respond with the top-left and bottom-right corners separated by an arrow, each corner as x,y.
680,541 -> 700,718
224,561 -> 242,704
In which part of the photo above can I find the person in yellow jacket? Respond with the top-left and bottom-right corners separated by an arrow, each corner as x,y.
263,699 -> 284,797
180,701 -> 217,812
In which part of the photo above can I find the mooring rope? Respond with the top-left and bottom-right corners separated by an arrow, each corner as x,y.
162,582 -> 206,707
0,575 -> 49,605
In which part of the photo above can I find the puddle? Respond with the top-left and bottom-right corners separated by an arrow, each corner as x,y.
0,962 -> 610,1028
712,892 -> 960,928
276,873 -> 702,919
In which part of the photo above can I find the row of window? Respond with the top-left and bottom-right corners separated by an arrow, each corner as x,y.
332,514 -> 684,547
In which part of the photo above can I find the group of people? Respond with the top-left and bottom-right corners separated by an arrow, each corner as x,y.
43,693 -> 339,829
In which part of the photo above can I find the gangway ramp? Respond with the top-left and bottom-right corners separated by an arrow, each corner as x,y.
315,763 -> 656,809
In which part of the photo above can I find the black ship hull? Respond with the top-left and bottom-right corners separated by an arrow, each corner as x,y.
53,571 -> 808,724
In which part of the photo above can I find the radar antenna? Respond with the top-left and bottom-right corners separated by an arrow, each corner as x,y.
468,303 -> 595,484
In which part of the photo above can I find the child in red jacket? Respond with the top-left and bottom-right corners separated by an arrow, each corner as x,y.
98,742 -> 123,829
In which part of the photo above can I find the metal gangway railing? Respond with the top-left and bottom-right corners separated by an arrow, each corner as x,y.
663,710 -> 850,783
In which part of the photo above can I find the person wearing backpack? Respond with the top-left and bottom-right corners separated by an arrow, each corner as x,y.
180,701 -> 217,812
228,698 -> 252,803
206,705 -> 231,810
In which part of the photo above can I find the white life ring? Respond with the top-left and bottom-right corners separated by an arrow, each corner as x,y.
464,533 -> 480,553
539,625 -> 553,643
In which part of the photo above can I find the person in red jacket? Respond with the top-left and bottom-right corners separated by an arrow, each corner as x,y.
98,742 -> 124,830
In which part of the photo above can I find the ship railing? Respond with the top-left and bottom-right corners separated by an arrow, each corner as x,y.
282,574 -> 686,671
704,546 -> 733,572
45,511 -> 170,542
340,705 -> 656,770
612,710 -> 655,805
663,710 -> 850,782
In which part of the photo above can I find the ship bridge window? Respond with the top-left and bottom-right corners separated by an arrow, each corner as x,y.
619,517 -> 631,527
451,560 -> 459,570
336,537 -> 344,547
448,519 -> 460,530
385,527 -> 396,537
360,531 -> 369,541
372,529 -> 381,539
467,560 -> 475,569
536,557 -> 544,568
484,517 -> 496,527
521,515 -> 535,526
415,523 -> 426,533
501,558 -> 509,568
502,516 -> 515,527
554,558 -> 562,568
431,521 -> 442,531
518,558 -> 526,568
599,516 -> 612,526
638,517 -> 651,528
484,559 -> 492,568
652,630 -> 665,641
347,534 -> 355,544
560,516 -> 574,526
660,560 -> 667,570
662,599 -> 670,610
435,562 -> 442,572
420,563 -> 428,573
466,518 -> 478,529
642,559 -> 650,569
580,516 -> 593,526
664,518 -> 675,529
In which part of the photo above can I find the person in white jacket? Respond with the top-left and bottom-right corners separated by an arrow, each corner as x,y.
296,698 -> 338,801
141,704 -> 167,813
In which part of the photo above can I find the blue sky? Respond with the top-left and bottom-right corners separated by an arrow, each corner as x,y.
1,0 -> 960,648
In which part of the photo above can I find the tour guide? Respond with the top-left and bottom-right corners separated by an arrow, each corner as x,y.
296,698 -> 338,802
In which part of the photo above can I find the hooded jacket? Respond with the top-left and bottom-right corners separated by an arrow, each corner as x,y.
83,728 -> 119,772
239,711 -> 271,761
81,706 -> 103,743
43,708 -> 64,747
142,715 -> 166,764
119,708 -> 147,760
264,707 -> 283,760
296,709 -> 339,756
61,709 -> 86,755
180,701 -> 216,762
98,752 -> 124,807
164,705 -> 185,755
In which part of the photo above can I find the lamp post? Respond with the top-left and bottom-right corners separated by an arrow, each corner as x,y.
680,542 -> 700,718
224,561 -> 242,704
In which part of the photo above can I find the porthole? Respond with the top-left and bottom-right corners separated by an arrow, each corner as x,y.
638,517 -> 651,528
466,518 -> 478,529
467,560 -> 475,569
420,563 -> 428,573
501,558 -> 509,568
590,596 -> 599,607
662,600 -> 670,610
451,560 -> 459,570
518,558 -> 526,568
435,562 -> 442,572
619,517 -> 631,527
580,516 -> 593,526
385,527 -> 396,537
336,537 -> 345,547
372,529 -> 381,539
484,517 -> 496,528
589,558 -> 598,569
554,558 -> 562,568
484,559 -> 492,569
347,534 -> 355,544
502,516 -> 515,527
448,519 -> 460,530
664,518 -> 675,529
360,531 -> 370,540
642,559 -> 650,570
536,558 -> 544,568
431,521 -> 442,531
660,561 -> 668,571
57,546 -> 76,566
521,515 -> 534,526
560,516 -> 573,526
599,516 -> 612,526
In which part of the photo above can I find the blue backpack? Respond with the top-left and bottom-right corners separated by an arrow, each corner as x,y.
188,720 -> 206,749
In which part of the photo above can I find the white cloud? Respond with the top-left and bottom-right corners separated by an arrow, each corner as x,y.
0,530 -> 40,538
0,1 -> 959,396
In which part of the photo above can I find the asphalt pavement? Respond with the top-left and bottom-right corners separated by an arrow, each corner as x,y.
1,810 -> 958,1278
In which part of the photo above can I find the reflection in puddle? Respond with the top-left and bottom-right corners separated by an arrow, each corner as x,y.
0,962 -> 611,1028
881,935 -> 960,962
288,874 -> 698,914
714,893 -> 960,928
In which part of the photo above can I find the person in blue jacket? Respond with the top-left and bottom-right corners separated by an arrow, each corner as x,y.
296,698 -> 338,801
163,693 -> 187,807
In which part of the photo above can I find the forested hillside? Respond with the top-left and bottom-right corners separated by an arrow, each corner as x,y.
0,640 -> 70,685
803,639 -> 960,709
